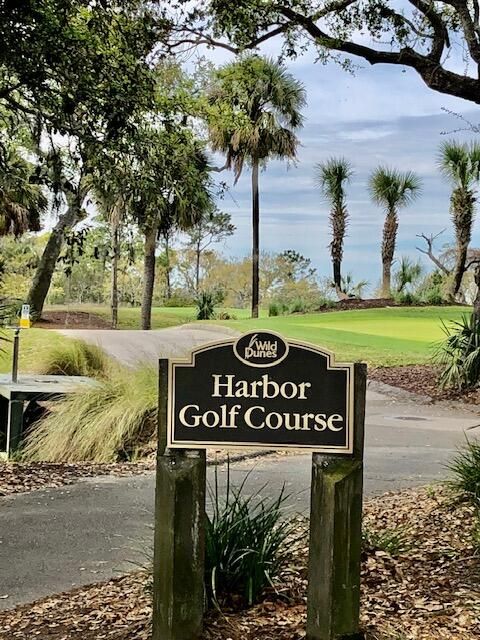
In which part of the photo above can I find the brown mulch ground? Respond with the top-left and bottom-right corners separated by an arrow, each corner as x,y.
0,451 -> 279,497
370,365 -> 480,404
0,485 -> 478,639
0,461 -> 155,496
34,311 -> 111,329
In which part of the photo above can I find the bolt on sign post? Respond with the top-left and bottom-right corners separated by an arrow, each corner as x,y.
152,331 -> 366,640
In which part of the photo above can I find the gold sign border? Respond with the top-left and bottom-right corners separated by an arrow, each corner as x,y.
166,331 -> 355,454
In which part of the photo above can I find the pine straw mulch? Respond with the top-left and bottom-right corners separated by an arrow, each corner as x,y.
370,364 -> 480,405
0,461 -> 155,496
0,451 -> 279,497
1,485 -> 479,640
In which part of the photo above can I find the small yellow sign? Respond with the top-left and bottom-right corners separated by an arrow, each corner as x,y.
19,304 -> 31,329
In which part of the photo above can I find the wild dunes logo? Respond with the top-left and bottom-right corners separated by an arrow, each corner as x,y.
234,332 -> 289,367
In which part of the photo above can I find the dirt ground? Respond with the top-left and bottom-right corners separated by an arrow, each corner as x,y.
34,311 -> 111,329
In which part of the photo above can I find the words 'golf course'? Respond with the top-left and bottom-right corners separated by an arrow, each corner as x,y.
167,331 -> 354,452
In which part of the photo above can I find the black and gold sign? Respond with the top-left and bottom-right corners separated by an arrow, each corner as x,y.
167,331 -> 354,453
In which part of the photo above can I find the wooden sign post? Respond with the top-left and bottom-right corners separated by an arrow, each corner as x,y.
152,332 -> 366,640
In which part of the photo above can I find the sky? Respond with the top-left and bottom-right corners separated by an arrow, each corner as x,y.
195,41 -> 480,292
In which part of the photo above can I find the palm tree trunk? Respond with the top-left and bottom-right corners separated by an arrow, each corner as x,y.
251,160 -> 260,319
381,209 -> 398,298
450,242 -> 468,301
449,191 -> 474,301
141,223 -> 157,330
27,188 -> 85,319
111,222 -> 119,329
473,262 -> 480,322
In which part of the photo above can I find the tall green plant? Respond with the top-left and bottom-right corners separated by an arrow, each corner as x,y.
205,464 -> 294,607
315,157 -> 353,299
394,256 -> 423,294
208,55 -> 306,318
438,141 -> 480,301
369,168 -> 421,297
434,314 -> 480,390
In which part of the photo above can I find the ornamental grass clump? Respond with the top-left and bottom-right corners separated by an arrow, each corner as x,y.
33,338 -> 110,378
22,363 -> 157,462
205,466 -> 294,608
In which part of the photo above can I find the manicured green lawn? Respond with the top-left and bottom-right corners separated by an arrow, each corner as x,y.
6,304 -> 469,372
210,306 -> 470,366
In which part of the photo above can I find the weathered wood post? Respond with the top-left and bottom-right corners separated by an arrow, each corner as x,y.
306,362 -> 366,640
152,359 -> 206,640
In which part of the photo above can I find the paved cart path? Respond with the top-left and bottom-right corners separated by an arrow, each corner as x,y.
1,325 -> 479,610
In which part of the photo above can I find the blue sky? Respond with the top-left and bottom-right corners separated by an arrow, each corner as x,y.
200,45 -> 480,291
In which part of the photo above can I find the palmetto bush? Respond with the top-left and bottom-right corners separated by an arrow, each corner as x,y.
205,466 -> 294,608
434,314 -> 480,390
196,291 -> 216,320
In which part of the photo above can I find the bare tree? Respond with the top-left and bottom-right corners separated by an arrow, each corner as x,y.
416,230 -> 450,275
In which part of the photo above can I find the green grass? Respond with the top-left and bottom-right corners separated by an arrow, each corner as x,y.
2,305 -> 471,373
0,328 -> 71,374
210,306 -> 470,366
44,304 -> 259,329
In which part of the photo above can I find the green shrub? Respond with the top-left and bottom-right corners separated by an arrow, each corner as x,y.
289,298 -> 308,314
448,438 -> 480,500
205,466 -> 294,608
434,314 -> 480,390
216,310 -> 237,320
268,302 -> 280,317
22,363 -> 157,462
33,339 -> 110,378
196,291 -> 216,320
422,286 -> 444,305
363,526 -> 411,555
162,295 -> 196,308
395,291 -> 420,306
268,301 -> 289,317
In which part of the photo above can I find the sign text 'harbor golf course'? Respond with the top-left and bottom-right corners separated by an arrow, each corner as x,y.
167,331 -> 354,452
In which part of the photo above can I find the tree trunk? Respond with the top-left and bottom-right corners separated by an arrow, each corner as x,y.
164,235 -> 172,300
111,222 -> 119,329
473,262 -> 480,322
27,189 -> 85,319
251,160 -> 260,319
195,238 -> 201,293
141,223 -> 157,330
449,242 -> 468,300
381,209 -> 398,298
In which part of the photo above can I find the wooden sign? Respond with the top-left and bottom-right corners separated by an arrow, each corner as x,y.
153,333 -> 366,640
167,331 -> 354,452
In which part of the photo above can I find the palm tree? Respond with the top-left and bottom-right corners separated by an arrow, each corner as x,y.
438,140 -> 480,301
208,55 -> 306,318
0,145 -> 47,237
315,157 -> 353,299
369,167 -> 421,297
394,256 -> 423,294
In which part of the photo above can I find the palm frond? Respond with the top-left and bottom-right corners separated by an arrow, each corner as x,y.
369,166 -> 421,211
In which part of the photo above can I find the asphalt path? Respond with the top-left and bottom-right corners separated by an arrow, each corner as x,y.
1,325 -> 479,610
